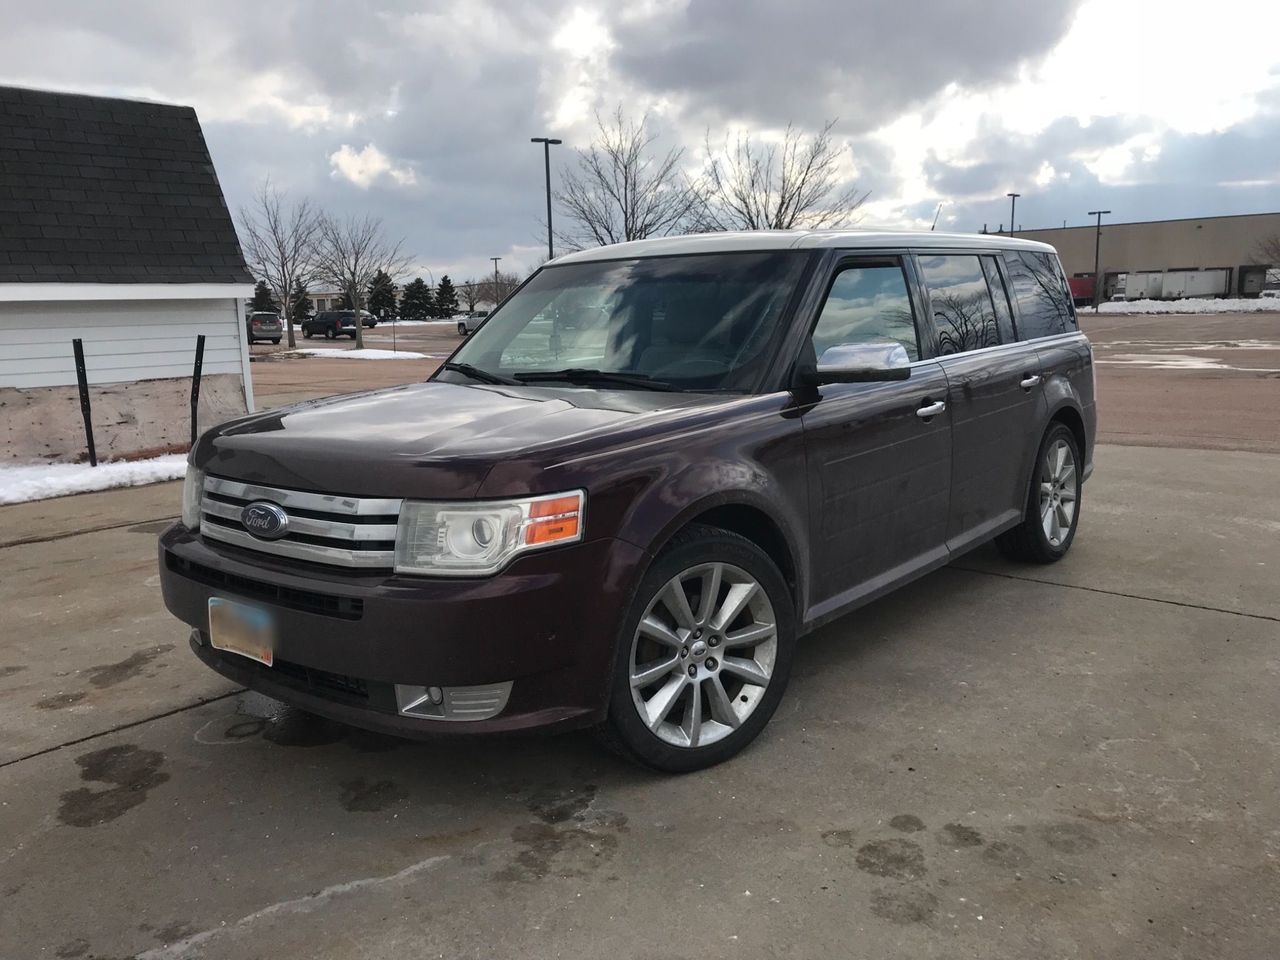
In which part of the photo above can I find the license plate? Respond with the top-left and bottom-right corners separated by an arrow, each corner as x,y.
208,597 -> 275,667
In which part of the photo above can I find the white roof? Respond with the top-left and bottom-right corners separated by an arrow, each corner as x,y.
551,229 -> 1056,265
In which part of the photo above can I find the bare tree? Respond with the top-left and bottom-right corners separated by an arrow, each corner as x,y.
554,108 -> 701,250
314,214 -> 413,349
1255,233 -> 1280,268
696,121 -> 869,232
237,179 -> 322,347
460,279 -> 482,313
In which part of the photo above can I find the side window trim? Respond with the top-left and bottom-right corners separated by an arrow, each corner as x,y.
807,253 -> 925,361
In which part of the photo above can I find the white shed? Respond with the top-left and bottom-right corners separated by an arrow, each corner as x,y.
0,85 -> 255,462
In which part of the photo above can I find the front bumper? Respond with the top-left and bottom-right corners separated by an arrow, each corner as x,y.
158,524 -> 646,736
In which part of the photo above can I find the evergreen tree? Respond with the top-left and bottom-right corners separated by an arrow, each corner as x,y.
288,280 -> 313,320
399,277 -> 433,321
251,279 -> 278,312
434,275 -> 459,318
367,269 -> 398,318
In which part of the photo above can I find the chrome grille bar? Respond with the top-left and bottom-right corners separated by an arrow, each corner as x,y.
201,475 -> 401,569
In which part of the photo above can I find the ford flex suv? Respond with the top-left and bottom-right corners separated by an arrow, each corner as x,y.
159,231 -> 1096,772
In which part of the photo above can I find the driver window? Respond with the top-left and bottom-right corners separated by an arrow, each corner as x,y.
810,262 -> 920,361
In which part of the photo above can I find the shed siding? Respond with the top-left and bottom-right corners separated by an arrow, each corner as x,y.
0,299 -> 243,389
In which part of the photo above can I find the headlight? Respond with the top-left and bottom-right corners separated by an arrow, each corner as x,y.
182,464 -> 205,530
395,490 -> 584,576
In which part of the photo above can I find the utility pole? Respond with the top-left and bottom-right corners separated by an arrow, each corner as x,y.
1006,193 -> 1020,236
491,257 -> 501,304
1087,210 -> 1111,312
530,137 -> 562,261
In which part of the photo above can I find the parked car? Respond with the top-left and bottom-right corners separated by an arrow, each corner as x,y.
245,311 -> 282,344
457,311 -> 488,336
357,310 -> 378,328
300,311 -> 358,339
161,231 -> 1096,772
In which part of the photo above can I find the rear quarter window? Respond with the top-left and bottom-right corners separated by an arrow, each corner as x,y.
1003,251 -> 1077,340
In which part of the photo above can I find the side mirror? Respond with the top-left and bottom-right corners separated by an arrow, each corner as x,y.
801,342 -> 912,385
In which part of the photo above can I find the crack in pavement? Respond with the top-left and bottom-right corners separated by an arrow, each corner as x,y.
0,689 -> 240,771
133,854 -> 452,959
951,566 -> 1279,623
0,514 -> 177,550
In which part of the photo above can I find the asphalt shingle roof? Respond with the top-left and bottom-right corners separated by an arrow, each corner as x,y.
0,85 -> 252,284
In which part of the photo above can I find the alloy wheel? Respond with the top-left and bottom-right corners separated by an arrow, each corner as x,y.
628,562 -> 778,749
1039,438 -> 1077,547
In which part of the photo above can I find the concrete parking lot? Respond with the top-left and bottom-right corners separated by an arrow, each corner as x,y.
1,312 -> 1278,959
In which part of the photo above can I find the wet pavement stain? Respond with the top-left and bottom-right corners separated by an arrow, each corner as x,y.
86,644 -> 173,689
820,829 -> 857,848
870,886 -> 939,925
889,814 -> 926,833
0,665 -> 27,678
940,822 -> 984,847
54,940 -> 89,958
1040,822 -> 1100,853
983,840 -> 1031,868
260,709 -> 349,748
57,744 -> 170,828
36,690 -> 87,711
339,777 -> 407,812
493,785 -> 629,883
855,838 -> 927,880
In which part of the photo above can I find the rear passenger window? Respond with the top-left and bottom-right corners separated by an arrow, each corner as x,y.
917,254 -> 1000,354
981,256 -> 1017,344
1003,251 -> 1077,339
811,262 -> 919,361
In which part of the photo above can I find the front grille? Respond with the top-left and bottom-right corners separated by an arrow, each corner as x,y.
200,475 -> 401,569
206,643 -> 375,705
166,553 -> 364,620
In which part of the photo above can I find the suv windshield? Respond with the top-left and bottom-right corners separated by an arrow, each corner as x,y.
446,251 -> 808,392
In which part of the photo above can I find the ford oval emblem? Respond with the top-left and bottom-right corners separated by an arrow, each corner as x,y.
241,501 -> 289,540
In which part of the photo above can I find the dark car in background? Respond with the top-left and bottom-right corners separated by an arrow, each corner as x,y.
301,311 -> 358,339
161,230 -> 1096,772
245,311 -> 282,344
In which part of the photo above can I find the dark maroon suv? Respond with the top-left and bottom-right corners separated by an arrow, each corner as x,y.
159,231 -> 1096,771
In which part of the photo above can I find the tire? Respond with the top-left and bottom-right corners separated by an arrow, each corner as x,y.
458,323 -> 467,336
995,422 -> 1082,564
599,524 -> 796,773
303,328 -> 313,339
324,327 -> 335,340
271,338 -> 280,345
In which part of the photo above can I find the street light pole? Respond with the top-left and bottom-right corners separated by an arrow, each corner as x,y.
530,137 -> 562,261
491,257 -> 501,304
1087,210 -> 1111,312
1006,193 -> 1020,236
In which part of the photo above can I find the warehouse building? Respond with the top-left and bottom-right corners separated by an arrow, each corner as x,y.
1012,211 -> 1280,300
0,85 -> 254,462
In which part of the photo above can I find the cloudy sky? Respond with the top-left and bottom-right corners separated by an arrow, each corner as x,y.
2,0 -> 1278,282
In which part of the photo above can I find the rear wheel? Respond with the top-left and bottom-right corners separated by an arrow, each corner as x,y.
303,328 -> 313,339
601,524 -> 795,772
458,322 -> 468,336
271,338 -> 280,345
996,422 -> 1081,563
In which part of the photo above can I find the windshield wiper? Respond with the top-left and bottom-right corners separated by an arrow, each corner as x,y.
441,361 -> 519,385
512,368 -> 677,391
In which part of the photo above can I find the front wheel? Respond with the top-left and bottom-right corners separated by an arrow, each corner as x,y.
996,422 -> 1082,563
323,327 -> 335,340
600,524 -> 796,772
271,338 -> 281,345
303,328 -> 313,339
458,323 -> 468,336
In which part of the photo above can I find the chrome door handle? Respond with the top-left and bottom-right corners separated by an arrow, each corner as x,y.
1020,374 -> 1043,389
916,400 -> 946,419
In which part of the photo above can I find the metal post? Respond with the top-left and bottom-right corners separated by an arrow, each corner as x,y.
1088,209 -> 1111,312
190,334 -> 205,446
1006,193 -> 1020,236
491,256 -> 501,304
531,137 -> 562,261
72,338 -> 96,467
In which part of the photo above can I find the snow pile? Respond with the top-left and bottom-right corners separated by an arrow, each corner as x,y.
1095,298 -> 1280,315
382,319 -> 458,327
0,454 -> 187,505
286,348 -> 429,360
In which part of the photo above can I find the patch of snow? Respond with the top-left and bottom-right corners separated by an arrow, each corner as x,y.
1096,353 -> 1280,372
380,319 -> 457,327
1094,297 -> 1280,314
0,454 -> 187,505
285,348 -> 429,360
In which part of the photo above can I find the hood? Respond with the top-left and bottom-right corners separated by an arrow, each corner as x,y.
195,381 -> 727,499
